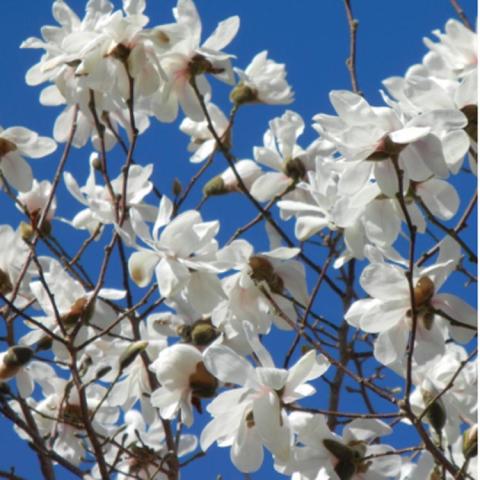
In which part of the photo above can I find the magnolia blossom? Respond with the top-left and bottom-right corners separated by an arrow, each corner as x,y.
150,343 -> 218,426
106,410 -> 197,480
201,324 -> 329,472
313,91 -> 461,197
231,50 -> 294,105
279,415 -> 401,480
179,99 -> 229,163
151,0 -> 239,121
278,156 -> 387,267
17,179 -> 56,223
22,377 -> 119,466
216,239 -> 308,334
21,1 -> 152,149
0,126 -> 56,192
423,19 -> 477,79
91,316 -> 168,423
64,156 -> 157,239
345,239 -> 476,367
22,259 -> 125,360
250,110 -> 311,202
409,344 -> 477,444
127,195 -> 226,312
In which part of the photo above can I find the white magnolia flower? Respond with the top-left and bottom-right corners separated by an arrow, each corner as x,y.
345,238 -> 476,366
151,0 -> 239,121
90,316 -> 168,423
250,110 -> 310,202
278,157 -> 385,266
423,19 -> 477,79
22,1 -> 151,149
64,157 -> 157,239
17,180 -> 57,224
179,99 -> 229,163
280,414 -> 401,480
217,239 -> 308,334
0,126 -> 56,192
150,343 -> 218,426
201,324 -> 329,473
231,50 -> 294,105
313,91 -> 458,197
27,377 -> 119,466
128,195 -> 225,312
108,409 -> 197,480
23,259 -> 125,360
409,344 -> 477,444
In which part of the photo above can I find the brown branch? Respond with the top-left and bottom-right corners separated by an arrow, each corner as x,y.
343,0 -> 360,93
449,0 -> 474,30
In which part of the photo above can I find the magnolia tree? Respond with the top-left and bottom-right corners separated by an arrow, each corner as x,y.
0,0 -> 477,479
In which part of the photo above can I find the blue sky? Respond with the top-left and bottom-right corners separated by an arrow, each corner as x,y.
0,1 -> 476,478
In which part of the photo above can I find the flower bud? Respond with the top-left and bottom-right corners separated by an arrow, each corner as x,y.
422,389 -> 446,436
19,222 -> 34,241
119,341 -> 149,371
463,424 -> 477,459
90,153 -> 102,171
0,346 -> 33,381
190,319 -> 218,347
203,176 -> 229,197
61,297 -> 95,329
414,277 -> 435,308
20,218 -> 51,241
189,362 -> 218,398
230,83 -> 258,105
35,335 -> 53,352
172,177 -> 182,197
60,403 -> 86,429
95,365 -> 112,380
249,256 -> 275,283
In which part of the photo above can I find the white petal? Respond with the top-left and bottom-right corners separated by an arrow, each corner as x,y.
388,126 -> 430,144
360,263 -> 409,301
203,16 -> 239,51
250,172 -> 291,202
1,154 -> 33,192
153,195 -> 174,239
203,345 -> 253,386
231,418 -> 264,473
374,159 -> 398,197
128,251 -> 159,287
417,179 -> 459,220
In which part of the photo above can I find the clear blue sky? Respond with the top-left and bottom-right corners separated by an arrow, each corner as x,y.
0,1 -> 476,478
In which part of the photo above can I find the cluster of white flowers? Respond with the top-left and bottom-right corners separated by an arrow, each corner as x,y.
0,1 -> 476,479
